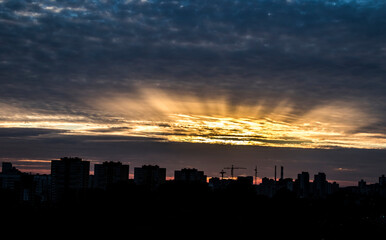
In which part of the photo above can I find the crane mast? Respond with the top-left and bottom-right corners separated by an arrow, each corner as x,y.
224,164 -> 246,179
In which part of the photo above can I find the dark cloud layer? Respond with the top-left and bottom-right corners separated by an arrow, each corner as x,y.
1,0 -> 386,107
0,127 -> 65,138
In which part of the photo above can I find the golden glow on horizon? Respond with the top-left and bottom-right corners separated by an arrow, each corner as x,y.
0,88 -> 385,149
17,159 -> 52,163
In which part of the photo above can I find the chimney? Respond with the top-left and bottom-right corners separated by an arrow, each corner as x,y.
274,165 -> 277,182
280,166 -> 284,180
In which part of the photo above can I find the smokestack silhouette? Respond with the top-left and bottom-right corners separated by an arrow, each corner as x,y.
274,165 -> 277,182
281,166 -> 283,180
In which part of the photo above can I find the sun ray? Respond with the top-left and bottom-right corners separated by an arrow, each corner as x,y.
0,89 -> 385,149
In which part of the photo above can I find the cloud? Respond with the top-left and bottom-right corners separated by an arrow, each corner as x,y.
0,0 -> 386,145
0,127 -> 65,138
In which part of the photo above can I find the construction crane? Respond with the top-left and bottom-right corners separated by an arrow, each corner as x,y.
219,169 -> 226,179
224,165 -> 246,179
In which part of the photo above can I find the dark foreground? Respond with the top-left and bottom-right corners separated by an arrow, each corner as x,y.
2,182 -> 385,239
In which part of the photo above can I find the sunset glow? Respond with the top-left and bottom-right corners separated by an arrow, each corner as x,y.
1,88 -> 385,150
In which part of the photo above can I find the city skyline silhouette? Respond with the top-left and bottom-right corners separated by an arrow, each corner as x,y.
1,157 -> 385,239
1,157 -> 386,201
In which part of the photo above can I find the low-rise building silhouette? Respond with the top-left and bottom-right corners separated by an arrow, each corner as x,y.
380,175 -> 386,186
94,161 -> 129,190
174,168 -> 206,183
209,177 -> 232,190
33,174 -> 51,203
352,175 -> 386,197
0,162 -> 21,190
1,162 -> 51,203
256,170 -> 338,198
256,177 -> 276,197
313,172 -> 339,198
358,179 -> 367,194
209,176 -> 254,192
237,176 -> 254,185
134,165 -> 166,189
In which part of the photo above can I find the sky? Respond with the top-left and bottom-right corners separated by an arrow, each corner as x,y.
1,0 -> 386,186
